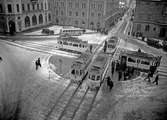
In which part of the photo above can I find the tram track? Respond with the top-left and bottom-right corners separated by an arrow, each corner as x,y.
44,36 -> 106,120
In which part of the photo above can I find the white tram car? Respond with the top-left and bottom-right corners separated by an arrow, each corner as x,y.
57,36 -> 89,53
106,36 -> 119,53
120,50 -> 157,71
87,54 -> 108,89
59,28 -> 85,36
70,53 -> 92,83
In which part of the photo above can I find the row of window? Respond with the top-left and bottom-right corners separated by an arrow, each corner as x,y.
59,41 -> 86,48
127,57 -> 150,65
71,69 -> 82,76
22,2 -> 47,12
55,10 -> 102,18
137,24 -> 157,32
89,74 -> 100,81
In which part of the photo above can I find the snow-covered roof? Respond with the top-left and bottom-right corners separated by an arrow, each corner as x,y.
58,36 -> 88,44
121,50 -> 156,60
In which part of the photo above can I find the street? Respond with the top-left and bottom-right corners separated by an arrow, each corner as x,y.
0,5 -> 167,120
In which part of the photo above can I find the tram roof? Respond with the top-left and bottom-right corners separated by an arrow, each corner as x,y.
89,66 -> 101,74
91,54 -> 108,69
76,53 -> 91,63
58,36 -> 88,44
121,50 -> 156,60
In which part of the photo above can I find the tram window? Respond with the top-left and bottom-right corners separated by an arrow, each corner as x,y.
76,70 -> 79,75
63,41 -> 68,45
89,75 -> 91,79
141,61 -> 149,65
69,43 -> 72,46
80,70 -> 82,75
82,45 -> 85,48
91,75 -> 95,80
59,41 -> 62,44
97,76 -> 100,81
73,44 -> 78,47
79,44 -> 82,47
128,57 -> 136,63
71,69 -> 75,74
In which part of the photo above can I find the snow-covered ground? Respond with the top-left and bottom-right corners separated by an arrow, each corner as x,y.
23,25 -> 95,36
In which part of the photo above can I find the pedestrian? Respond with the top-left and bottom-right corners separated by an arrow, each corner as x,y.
153,72 -> 159,85
107,76 -> 113,91
35,60 -> 38,70
37,58 -> 41,67
118,71 -> 122,81
111,61 -> 115,75
0,57 -> 2,62
144,71 -> 151,82
90,45 -> 93,53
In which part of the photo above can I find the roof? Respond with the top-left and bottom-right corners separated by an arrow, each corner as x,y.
121,50 -> 156,60
71,53 -> 91,69
91,54 -> 108,69
57,36 -> 88,44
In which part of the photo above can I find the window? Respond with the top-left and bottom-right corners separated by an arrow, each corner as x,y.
73,44 -> 78,47
91,75 -> 95,80
16,4 -> 20,12
137,24 -> 141,31
145,25 -> 150,31
0,4 -> 3,13
82,3 -> 86,8
153,27 -> 156,31
32,4 -> 35,10
128,57 -> 136,63
45,2 -> 47,9
91,3 -> 95,8
71,69 -> 75,74
76,70 -> 79,75
22,4 -> 24,11
69,11 -> 72,16
61,2 -> 64,7
37,4 -> 39,10
82,12 -> 85,17
69,2 -> 72,8
141,61 -> 149,65
7,4 -> 12,13
76,12 -> 78,16
41,3 -> 43,10
97,76 -> 100,81
27,4 -> 30,11
56,10 -> 58,15
91,12 -> 94,17
98,4 -> 102,10
61,11 -> 64,16
79,44 -> 82,47
63,41 -> 68,45
98,13 -> 101,17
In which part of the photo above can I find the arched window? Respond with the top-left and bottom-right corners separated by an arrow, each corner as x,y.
39,14 -> 43,24
48,13 -> 51,21
32,15 -> 37,26
25,16 -> 30,28
145,25 -> 150,31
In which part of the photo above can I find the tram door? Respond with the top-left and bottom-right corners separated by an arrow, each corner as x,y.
121,56 -> 127,71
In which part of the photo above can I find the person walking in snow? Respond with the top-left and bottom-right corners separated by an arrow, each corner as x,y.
37,58 -> 41,67
107,76 -> 113,91
153,72 -> 159,85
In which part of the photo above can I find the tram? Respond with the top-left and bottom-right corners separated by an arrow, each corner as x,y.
70,53 -> 92,83
57,36 -> 89,53
106,36 -> 119,53
86,53 -> 108,89
119,49 -> 157,72
59,28 -> 86,36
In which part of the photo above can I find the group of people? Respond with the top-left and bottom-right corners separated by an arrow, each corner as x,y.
35,58 -> 41,70
144,70 -> 159,85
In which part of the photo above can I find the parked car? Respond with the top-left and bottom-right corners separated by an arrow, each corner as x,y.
146,38 -> 162,49
41,28 -> 54,35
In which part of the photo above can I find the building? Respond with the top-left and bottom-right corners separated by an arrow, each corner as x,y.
0,0 -> 52,34
132,0 -> 167,39
49,0 -> 122,31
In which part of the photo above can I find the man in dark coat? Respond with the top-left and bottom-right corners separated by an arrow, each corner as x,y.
153,71 -> 159,85
107,76 -> 113,91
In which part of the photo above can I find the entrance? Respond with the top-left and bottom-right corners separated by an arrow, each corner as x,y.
9,21 -> 16,35
159,27 -> 166,37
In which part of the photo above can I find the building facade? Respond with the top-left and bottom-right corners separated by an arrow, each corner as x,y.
0,0 -> 52,34
49,0 -> 121,30
132,0 -> 167,39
